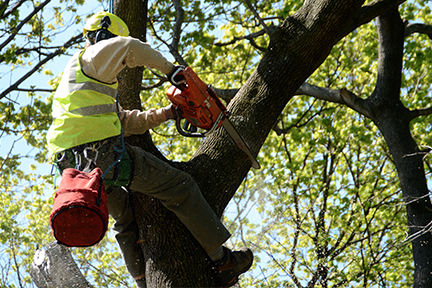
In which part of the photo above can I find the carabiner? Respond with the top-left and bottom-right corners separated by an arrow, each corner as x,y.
73,150 -> 82,170
83,146 -> 99,164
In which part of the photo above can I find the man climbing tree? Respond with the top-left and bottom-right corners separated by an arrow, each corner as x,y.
7,0 -> 428,287
46,11 -> 253,288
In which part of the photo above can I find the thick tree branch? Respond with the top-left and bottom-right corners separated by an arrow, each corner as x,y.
212,87 -> 239,101
348,0 -> 406,34
369,10 -> 432,287
212,82 -> 376,136
31,242 -> 94,288
405,23 -> 432,39
213,82 -> 376,120
296,83 -> 373,118
407,106 -> 432,121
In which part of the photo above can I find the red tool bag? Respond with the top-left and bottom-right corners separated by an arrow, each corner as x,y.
50,168 -> 109,247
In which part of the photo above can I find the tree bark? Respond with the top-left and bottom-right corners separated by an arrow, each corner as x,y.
366,10 -> 432,287
31,242 -> 94,288
112,0 -> 213,286
110,0 -> 409,287
188,0 -> 404,210
113,0 -> 147,111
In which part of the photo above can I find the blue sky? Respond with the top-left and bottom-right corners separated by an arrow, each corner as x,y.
1,1 -> 431,286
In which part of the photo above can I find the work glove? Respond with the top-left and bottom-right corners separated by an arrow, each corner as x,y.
162,104 -> 178,120
166,65 -> 186,86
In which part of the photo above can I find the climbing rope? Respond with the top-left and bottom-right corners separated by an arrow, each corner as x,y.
108,0 -> 114,13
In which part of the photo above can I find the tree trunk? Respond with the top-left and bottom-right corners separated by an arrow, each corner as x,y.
112,0 -> 214,286
30,242 -> 94,288
102,0 -> 412,287
367,10 -> 432,287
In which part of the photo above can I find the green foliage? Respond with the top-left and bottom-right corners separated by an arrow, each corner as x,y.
226,101 -> 413,287
223,2 -> 429,286
1,0 -> 431,287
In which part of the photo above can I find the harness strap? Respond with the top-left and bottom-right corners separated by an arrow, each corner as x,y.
52,95 -> 130,190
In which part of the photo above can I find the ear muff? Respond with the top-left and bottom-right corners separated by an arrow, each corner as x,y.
94,16 -> 114,43
83,11 -> 129,38
95,29 -> 113,43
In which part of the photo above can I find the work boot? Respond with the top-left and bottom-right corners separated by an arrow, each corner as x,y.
212,247 -> 254,287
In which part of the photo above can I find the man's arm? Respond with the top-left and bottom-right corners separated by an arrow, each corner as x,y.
119,105 -> 176,137
81,36 -> 174,83
80,36 -> 177,136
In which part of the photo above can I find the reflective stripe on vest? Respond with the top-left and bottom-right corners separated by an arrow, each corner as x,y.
51,51 -> 117,120
68,62 -> 117,100
70,104 -> 115,116
46,50 -> 121,155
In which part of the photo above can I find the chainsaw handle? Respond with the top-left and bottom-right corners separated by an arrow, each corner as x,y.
175,117 -> 206,138
170,67 -> 186,87
174,109 -> 226,138
173,106 -> 205,137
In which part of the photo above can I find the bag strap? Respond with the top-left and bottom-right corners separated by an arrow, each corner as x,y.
96,180 -> 104,207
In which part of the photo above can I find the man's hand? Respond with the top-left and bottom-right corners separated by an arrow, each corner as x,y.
166,65 -> 186,86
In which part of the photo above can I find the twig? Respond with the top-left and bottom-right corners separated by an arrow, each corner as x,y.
0,34 -> 83,100
10,239 -> 23,288
0,0 -> 51,51
402,221 -> 432,245
0,0 -> 25,20
214,29 -> 267,52
14,88 -> 54,93
242,0 -> 272,36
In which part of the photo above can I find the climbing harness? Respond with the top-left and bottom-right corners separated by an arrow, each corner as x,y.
52,93 -> 131,188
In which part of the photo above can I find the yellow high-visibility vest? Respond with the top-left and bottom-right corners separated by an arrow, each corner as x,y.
47,50 -> 121,156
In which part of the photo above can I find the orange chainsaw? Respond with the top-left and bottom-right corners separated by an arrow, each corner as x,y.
166,67 -> 260,169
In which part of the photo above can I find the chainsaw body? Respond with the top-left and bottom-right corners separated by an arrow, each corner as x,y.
166,67 -> 227,137
166,67 -> 260,169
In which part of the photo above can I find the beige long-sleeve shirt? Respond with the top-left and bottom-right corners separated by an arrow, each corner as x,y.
80,36 -> 175,137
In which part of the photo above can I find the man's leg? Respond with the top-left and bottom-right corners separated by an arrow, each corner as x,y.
126,145 -> 254,287
107,187 -> 146,287
127,145 -> 231,253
